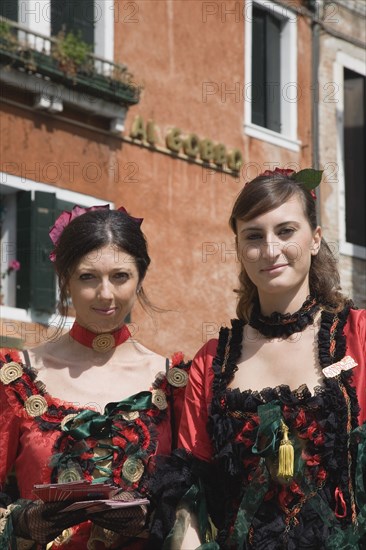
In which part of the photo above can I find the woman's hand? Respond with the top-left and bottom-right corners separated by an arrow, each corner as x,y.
11,499 -> 88,543
86,491 -> 148,536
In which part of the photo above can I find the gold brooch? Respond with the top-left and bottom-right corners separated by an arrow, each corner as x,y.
0,361 -> 23,385
151,389 -> 168,410
92,333 -> 115,352
167,367 -> 188,388
122,457 -> 144,483
58,468 -> 82,483
24,395 -> 48,417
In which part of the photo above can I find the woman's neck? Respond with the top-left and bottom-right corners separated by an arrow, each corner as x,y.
257,286 -> 312,316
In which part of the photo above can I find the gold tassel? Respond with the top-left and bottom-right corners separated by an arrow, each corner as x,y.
278,420 -> 294,480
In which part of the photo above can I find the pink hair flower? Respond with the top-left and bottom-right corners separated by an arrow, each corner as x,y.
49,204 -> 110,247
49,204 -> 143,262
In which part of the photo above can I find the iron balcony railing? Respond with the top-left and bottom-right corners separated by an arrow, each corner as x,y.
0,16 -> 140,105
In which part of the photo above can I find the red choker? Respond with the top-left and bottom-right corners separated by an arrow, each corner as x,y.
69,321 -> 131,352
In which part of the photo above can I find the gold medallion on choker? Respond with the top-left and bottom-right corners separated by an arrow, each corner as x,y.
92,333 -> 115,352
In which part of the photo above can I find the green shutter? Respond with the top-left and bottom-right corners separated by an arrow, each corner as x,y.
0,0 -> 18,21
16,191 -> 32,309
16,191 -> 57,313
32,192 -> 57,312
51,0 -> 95,48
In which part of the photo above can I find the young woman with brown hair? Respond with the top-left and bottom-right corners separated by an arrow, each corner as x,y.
154,169 -> 365,550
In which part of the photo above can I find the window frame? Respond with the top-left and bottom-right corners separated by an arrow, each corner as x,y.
0,171 -> 113,324
244,0 -> 301,152
17,0 -> 114,60
334,51 -> 366,261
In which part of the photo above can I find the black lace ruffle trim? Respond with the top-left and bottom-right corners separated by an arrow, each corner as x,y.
249,296 -> 320,338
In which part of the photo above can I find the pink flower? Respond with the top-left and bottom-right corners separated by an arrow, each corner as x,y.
48,204 -> 143,262
9,260 -> 21,271
1,260 -> 21,281
49,204 -> 111,247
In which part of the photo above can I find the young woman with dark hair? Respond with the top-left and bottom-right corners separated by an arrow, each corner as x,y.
154,169 -> 365,550
0,205 -> 189,550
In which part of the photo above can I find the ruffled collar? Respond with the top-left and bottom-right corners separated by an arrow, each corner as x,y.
248,296 -> 320,338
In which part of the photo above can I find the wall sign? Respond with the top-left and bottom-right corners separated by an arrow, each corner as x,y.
129,115 -> 243,173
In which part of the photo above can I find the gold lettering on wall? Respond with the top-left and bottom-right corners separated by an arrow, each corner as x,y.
129,115 -> 243,172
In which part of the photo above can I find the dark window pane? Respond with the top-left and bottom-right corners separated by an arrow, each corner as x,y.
51,0 -> 94,48
266,13 -> 281,132
252,9 -> 266,127
0,0 -> 18,21
344,68 -> 366,247
252,6 -> 281,132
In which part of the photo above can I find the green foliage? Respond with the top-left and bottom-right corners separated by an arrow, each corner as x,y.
52,30 -> 92,75
0,20 -> 12,39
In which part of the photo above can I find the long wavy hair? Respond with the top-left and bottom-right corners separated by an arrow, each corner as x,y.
229,174 -> 348,321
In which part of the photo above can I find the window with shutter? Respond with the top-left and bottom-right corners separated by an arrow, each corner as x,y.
51,0 -> 95,48
1,178 -> 111,320
245,1 -> 298,150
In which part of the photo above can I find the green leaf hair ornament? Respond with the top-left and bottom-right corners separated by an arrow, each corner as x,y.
260,167 -> 323,198
291,168 -> 323,191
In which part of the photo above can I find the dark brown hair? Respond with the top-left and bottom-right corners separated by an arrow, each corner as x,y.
229,174 -> 348,321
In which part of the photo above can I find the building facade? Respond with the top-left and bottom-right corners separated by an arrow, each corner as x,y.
1,0 -> 363,357
316,0 -> 365,308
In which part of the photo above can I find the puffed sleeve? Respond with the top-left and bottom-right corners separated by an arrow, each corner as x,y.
178,339 -> 217,461
0,349 -> 22,506
345,309 -> 366,424
149,341 -> 218,547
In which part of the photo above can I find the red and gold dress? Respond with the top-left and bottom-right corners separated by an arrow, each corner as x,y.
0,349 -> 189,550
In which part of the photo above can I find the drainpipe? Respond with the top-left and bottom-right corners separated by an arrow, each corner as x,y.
309,0 -> 321,221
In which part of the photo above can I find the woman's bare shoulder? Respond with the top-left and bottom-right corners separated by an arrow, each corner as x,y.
129,339 -> 165,359
26,333 -> 72,367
